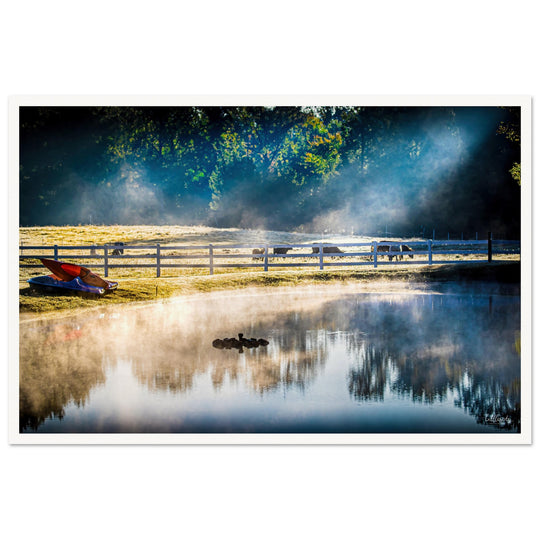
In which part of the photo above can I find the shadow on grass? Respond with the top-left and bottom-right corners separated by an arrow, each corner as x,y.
20,286 -> 108,301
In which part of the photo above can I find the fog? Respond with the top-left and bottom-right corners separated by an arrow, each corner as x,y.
74,163 -> 167,225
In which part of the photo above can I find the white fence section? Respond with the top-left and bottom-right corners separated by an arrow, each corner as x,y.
19,239 -> 520,277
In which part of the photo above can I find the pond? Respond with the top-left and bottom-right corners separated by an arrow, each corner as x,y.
19,282 -> 521,434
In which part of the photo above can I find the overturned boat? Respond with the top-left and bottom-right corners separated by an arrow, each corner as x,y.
28,259 -> 118,295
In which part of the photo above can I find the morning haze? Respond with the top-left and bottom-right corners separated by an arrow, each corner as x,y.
19,105 -> 520,238
16,102 -> 524,440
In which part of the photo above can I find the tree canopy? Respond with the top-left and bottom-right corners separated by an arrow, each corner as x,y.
19,105 -> 521,238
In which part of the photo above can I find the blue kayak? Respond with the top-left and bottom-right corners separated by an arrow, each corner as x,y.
28,275 -> 117,295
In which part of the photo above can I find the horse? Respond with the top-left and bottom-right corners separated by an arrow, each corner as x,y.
370,243 -> 414,261
252,248 -> 265,261
311,245 -> 344,254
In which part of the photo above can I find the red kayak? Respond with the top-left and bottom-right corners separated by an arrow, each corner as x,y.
40,259 -> 117,290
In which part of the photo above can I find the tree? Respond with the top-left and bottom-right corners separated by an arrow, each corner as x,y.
19,105 -> 522,238
496,106 -> 521,185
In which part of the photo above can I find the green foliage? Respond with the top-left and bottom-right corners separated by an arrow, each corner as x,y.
497,107 -> 521,185
510,162 -> 521,185
497,121 -> 520,143
19,105 -> 521,235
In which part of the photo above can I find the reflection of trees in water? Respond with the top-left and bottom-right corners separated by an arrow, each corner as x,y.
127,317 -> 327,395
131,339 -> 206,394
454,377 -> 521,431
19,321 -> 108,431
20,291 -> 521,432
348,345 -> 389,401
344,295 -> 521,430
20,301 -> 332,432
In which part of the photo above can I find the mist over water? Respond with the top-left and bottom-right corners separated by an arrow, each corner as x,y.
20,283 -> 520,434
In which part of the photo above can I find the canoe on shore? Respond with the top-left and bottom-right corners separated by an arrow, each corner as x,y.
28,259 -> 118,295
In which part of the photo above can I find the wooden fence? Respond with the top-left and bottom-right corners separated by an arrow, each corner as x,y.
19,237 -> 520,277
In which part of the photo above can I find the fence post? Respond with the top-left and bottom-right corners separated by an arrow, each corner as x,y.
318,243 -> 324,270
209,244 -> 214,275
488,231 -> 492,263
104,246 -> 109,277
373,241 -> 378,268
264,245 -> 269,272
53,245 -> 58,261
156,243 -> 161,277
428,240 -> 432,265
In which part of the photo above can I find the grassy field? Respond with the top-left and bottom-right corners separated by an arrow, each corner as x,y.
19,226 -> 520,315
19,224 -> 331,248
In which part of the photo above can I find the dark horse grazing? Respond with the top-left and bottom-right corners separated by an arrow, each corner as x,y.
312,244 -> 344,254
397,244 -> 414,260
111,242 -> 125,255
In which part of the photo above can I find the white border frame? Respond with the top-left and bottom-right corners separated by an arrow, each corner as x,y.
9,95 -> 532,445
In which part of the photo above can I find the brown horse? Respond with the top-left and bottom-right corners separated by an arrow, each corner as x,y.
370,243 -> 413,261
252,248 -> 265,261
397,244 -> 414,260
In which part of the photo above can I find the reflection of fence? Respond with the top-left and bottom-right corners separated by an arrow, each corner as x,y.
19,238 -> 520,277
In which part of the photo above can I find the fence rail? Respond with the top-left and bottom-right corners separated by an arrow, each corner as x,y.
19,238 -> 520,277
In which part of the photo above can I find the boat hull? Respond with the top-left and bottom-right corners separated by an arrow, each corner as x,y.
28,275 -> 111,295
40,258 -> 117,291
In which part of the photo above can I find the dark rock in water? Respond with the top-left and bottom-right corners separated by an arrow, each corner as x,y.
223,338 -> 238,349
238,333 -> 260,348
212,333 -> 269,352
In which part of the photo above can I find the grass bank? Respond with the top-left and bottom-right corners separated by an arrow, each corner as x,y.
19,261 -> 520,315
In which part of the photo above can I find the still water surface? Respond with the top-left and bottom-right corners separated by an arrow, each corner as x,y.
20,283 -> 520,433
